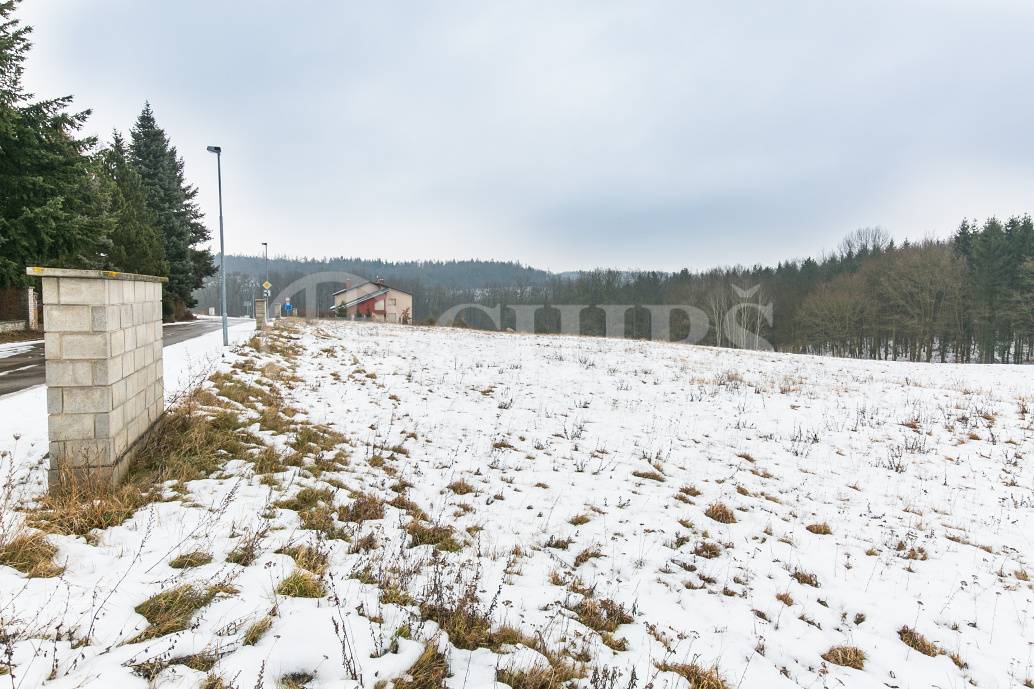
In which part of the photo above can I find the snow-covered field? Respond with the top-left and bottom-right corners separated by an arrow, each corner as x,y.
1,320 -> 1032,688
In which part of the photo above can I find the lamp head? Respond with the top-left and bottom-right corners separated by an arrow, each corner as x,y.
206,145 -> 221,154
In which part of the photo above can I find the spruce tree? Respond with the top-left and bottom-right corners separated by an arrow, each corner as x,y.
98,132 -> 168,276
0,0 -> 113,286
129,103 -> 215,317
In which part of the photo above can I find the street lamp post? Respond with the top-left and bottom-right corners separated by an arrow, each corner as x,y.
206,145 -> 228,347
262,242 -> 269,321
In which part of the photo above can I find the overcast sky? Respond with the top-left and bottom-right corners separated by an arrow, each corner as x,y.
18,1 -> 1034,272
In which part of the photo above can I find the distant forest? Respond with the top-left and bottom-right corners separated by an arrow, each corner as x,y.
195,215 -> 1034,364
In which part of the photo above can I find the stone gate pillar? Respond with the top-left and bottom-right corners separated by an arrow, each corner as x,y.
26,287 -> 39,331
27,267 -> 167,489
255,298 -> 268,329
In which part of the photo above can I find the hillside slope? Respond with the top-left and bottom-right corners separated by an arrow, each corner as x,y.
2,321 -> 1032,688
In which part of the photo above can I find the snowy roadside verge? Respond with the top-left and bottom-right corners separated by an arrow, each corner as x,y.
0,341 -> 42,357
0,320 -> 256,504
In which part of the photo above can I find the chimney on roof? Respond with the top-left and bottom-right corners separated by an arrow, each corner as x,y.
375,276 -> 385,286
345,279 -> 352,289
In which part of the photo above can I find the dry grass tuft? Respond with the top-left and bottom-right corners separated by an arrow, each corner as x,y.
573,597 -> 632,635
791,569 -> 819,587
407,522 -> 462,552
210,371 -> 278,409
276,570 -> 325,598
897,626 -> 939,656
388,494 -> 430,522
392,644 -> 449,689
169,550 -> 212,569
251,445 -> 288,475
419,581 -> 492,650
0,530 -> 63,578
339,492 -> 385,523
897,626 -> 963,667
822,645 -> 866,670
276,487 -> 333,512
134,395 -> 263,482
278,673 -> 314,689
544,535 -> 573,550
226,527 -> 266,567
298,505 -> 346,539
496,661 -> 582,689
415,569 -> 577,664
568,514 -> 591,526
447,479 -> 475,495
704,502 -> 736,524
290,424 -> 345,454
657,661 -> 728,689
693,541 -> 722,559
133,651 -> 221,681
573,545 -> 603,567
806,522 -> 832,535
30,466 -> 152,536
131,584 -> 230,642
257,406 -> 294,435
277,544 -> 329,575
242,615 -> 274,645
200,675 -> 230,689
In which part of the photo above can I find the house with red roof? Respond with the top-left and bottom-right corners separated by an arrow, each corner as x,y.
330,278 -> 412,324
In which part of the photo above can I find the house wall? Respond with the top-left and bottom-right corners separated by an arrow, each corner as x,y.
355,299 -> 379,318
382,290 -> 413,323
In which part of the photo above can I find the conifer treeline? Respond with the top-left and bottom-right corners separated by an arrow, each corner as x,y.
513,220 -> 1033,363
790,220 -> 1034,363
0,2 -> 214,317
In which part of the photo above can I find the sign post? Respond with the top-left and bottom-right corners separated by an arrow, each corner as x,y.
261,281 -> 272,321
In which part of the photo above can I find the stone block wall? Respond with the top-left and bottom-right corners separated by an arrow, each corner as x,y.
0,320 -> 28,333
27,267 -> 167,488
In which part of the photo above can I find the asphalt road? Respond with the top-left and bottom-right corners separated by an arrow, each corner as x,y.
0,318 -> 250,397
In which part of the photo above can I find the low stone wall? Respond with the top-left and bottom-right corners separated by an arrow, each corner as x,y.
0,320 -> 28,333
27,267 -> 167,489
